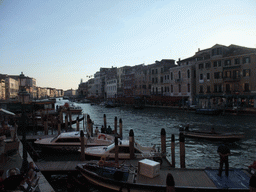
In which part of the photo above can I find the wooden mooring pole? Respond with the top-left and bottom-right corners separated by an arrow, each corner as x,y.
161,128 -> 166,158
104,114 -> 107,129
119,118 -> 122,139
129,129 -> 135,159
44,115 -> 48,135
179,132 -> 185,168
171,134 -> 175,168
114,116 -> 117,135
115,136 -> 119,163
166,173 -> 175,192
58,119 -> 61,135
76,116 -> 79,131
65,115 -> 68,132
80,130 -> 85,161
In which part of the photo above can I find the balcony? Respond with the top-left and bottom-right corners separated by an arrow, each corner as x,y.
223,77 -> 241,82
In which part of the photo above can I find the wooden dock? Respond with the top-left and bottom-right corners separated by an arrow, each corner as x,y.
35,159 -> 252,191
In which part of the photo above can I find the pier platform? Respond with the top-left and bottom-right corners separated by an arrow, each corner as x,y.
36,158 -> 252,191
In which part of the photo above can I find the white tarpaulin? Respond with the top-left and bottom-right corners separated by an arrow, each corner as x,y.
0,108 -> 16,116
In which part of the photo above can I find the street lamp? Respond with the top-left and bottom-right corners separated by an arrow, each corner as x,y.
18,72 -> 30,173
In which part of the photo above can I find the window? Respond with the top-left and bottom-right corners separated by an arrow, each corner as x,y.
171,72 -> 173,80
199,74 -> 203,80
207,86 -> 211,93
156,69 -> 158,74
171,85 -> 173,93
188,84 -> 190,92
213,60 -> 222,67
244,83 -> 250,92
207,73 -> 210,80
214,84 -> 222,93
199,63 -> 204,69
225,71 -> 231,78
167,75 -> 169,80
205,62 -> 211,68
234,58 -> 240,64
152,69 -> 154,74
187,70 -> 190,78
214,72 -> 222,79
199,86 -> 203,93
225,60 -> 231,66
233,70 -> 240,79
212,47 -> 222,56
179,84 -> 181,92
243,57 -> 250,64
226,84 -> 231,93
243,69 -> 250,77
160,76 -> 163,83
178,71 -> 181,79
152,78 -> 154,83
155,77 -> 158,83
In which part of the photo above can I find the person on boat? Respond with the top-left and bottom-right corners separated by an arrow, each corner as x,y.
95,127 -> 99,136
101,125 -> 106,133
217,144 -> 230,177
106,126 -> 112,134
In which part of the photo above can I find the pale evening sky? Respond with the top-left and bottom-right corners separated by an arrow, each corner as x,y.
1,0 -> 256,90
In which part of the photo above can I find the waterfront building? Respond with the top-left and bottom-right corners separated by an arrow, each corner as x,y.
117,66 -> 131,97
174,56 -> 197,105
64,89 -> 77,98
181,44 -> 256,109
105,67 -> 117,99
0,76 -> 6,100
5,76 -> 19,100
149,59 -> 176,96
133,64 -> 148,96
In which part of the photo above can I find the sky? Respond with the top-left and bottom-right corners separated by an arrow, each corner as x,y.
1,0 -> 256,91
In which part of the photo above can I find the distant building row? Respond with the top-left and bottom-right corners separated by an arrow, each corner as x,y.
78,44 -> 256,108
0,73 -> 64,101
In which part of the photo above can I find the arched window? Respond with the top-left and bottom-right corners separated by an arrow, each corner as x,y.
187,70 -> 190,78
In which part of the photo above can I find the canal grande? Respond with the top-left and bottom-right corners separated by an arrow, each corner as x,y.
43,98 -> 256,170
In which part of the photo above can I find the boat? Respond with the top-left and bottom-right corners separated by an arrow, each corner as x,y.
76,159 -> 251,192
60,103 -> 83,114
79,139 -> 161,160
105,100 -> 116,108
180,128 -> 245,141
195,108 -> 222,115
34,131 -> 115,152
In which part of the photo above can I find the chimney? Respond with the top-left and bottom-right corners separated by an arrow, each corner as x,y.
198,48 -> 200,51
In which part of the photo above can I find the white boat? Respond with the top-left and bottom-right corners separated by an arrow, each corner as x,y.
34,132 -> 114,152
79,140 -> 161,160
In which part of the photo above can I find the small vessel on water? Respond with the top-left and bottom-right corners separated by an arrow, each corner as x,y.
79,139 -> 161,160
180,127 -> 245,141
34,131 -> 114,152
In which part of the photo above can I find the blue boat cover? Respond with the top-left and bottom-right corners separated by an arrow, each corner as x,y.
204,168 -> 250,189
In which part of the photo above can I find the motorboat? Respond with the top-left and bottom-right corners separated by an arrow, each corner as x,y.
76,159 -> 167,192
34,131 -> 114,152
79,140 -> 161,160
60,103 -> 83,114
180,128 -> 245,141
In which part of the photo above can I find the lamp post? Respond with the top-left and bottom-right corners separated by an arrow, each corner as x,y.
18,72 -> 30,173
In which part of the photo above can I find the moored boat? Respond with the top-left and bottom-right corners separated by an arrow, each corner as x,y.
79,139 -> 161,160
34,131 -> 114,152
180,128 -> 245,141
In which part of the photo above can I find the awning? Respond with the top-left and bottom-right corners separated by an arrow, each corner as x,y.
0,108 -> 16,116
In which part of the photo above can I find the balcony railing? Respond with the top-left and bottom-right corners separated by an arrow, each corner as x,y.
223,77 -> 241,82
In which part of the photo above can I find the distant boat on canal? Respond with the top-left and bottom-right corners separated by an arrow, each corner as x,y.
180,128 -> 245,142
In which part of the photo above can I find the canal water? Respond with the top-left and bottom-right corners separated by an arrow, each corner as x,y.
36,98 -> 256,191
